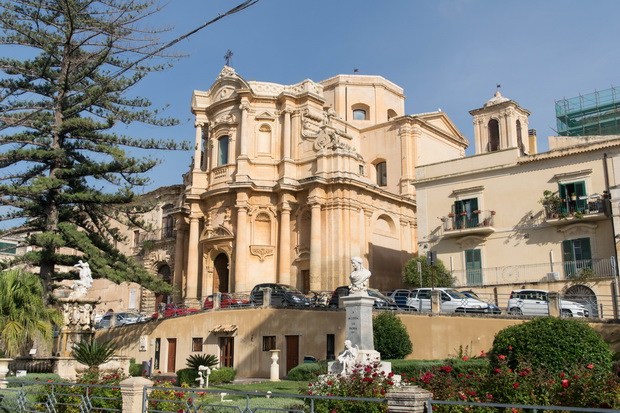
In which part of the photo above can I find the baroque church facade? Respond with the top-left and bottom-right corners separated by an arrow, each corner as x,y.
172,66 -> 468,305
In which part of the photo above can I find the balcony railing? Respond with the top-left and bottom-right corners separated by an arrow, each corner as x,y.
452,257 -> 616,287
442,210 -> 495,234
544,195 -> 607,220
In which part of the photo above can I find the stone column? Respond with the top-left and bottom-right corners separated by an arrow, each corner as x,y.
278,201 -> 291,286
201,123 -> 210,171
193,122 -> 203,172
386,386 -> 433,413
282,110 -> 291,159
185,216 -> 200,307
548,292 -> 561,317
239,102 -> 249,156
309,201 -> 322,291
173,219 -> 186,303
236,101 -> 250,181
213,292 -> 221,310
120,376 -> 153,413
430,289 -> 441,314
234,200 -> 249,292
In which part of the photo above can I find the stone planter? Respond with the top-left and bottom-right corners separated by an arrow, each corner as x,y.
0,358 -> 12,389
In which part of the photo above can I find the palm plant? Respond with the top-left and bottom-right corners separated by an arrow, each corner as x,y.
0,270 -> 62,357
71,340 -> 117,372
186,354 -> 218,370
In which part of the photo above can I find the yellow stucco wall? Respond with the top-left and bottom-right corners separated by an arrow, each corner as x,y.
97,308 -> 620,378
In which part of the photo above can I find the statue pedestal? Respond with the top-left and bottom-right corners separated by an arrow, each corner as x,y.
56,297 -> 100,357
328,292 -> 396,377
342,293 -> 375,350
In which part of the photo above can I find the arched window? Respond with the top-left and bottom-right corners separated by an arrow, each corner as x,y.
488,119 -> 500,152
351,103 -> 370,121
387,109 -> 398,121
376,162 -> 387,187
218,136 -> 229,166
353,109 -> 367,120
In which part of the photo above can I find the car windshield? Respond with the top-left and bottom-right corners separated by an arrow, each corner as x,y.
444,290 -> 468,299
368,288 -> 388,300
280,285 -> 302,294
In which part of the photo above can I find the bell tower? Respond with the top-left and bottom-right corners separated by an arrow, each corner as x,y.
469,91 -> 536,155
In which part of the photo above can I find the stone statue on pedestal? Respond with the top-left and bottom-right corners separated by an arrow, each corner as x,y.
349,256 -> 371,293
69,260 -> 93,299
335,340 -> 359,375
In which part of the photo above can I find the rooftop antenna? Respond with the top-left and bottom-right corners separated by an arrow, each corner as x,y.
224,49 -> 234,67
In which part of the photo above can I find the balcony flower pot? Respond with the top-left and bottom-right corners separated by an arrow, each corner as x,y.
490,211 -> 496,215
473,210 -> 481,214
448,214 -> 455,218
460,212 -> 467,216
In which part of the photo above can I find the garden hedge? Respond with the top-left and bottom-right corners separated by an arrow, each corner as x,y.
489,317 -> 612,374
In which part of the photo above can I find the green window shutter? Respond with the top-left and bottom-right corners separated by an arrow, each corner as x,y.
559,184 -> 568,213
465,249 -> 482,285
576,237 -> 592,261
575,181 -> 587,210
562,240 -> 574,261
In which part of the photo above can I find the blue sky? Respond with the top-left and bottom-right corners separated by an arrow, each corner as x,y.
128,0 -> 620,191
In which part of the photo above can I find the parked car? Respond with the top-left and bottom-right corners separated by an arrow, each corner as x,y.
96,312 -> 147,329
156,304 -> 201,318
460,291 -> 502,314
329,286 -> 398,309
203,293 -> 249,309
250,283 -> 310,307
406,288 -> 494,313
506,289 -> 589,317
387,289 -> 412,310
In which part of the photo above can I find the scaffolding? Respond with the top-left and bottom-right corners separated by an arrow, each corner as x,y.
555,86 -> 620,136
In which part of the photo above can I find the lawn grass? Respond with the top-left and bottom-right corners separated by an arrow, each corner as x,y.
210,379 -> 303,394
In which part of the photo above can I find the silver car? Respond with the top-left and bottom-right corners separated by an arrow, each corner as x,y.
506,289 -> 588,317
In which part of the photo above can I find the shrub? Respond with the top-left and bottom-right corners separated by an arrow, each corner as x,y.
409,358 -> 620,408
129,358 -> 142,376
176,368 -> 199,387
186,353 -> 218,370
489,317 -> 612,375
373,312 -> 412,359
287,361 -> 327,381
148,379 -> 189,411
71,339 -> 116,372
34,370 -> 127,413
210,367 -> 236,384
390,358 -> 489,379
306,361 -> 399,413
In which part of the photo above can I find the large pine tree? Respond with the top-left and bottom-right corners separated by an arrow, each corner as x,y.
0,0 -> 191,293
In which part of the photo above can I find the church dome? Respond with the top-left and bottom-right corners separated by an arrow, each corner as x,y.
484,91 -> 510,107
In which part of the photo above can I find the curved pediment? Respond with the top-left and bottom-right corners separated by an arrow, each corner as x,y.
195,66 -> 252,108
200,224 -> 234,242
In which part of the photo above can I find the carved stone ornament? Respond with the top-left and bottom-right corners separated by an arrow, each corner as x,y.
456,235 -> 486,249
213,114 -> 237,126
218,65 -> 237,79
249,245 -> 275,262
